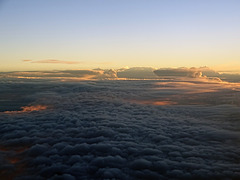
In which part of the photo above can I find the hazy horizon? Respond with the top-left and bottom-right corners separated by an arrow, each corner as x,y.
1,0 -> 240,72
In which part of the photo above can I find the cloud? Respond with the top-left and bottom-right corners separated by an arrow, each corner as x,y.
154,68 -> 200,78
153,66 -> 240,83
117,67 -> 158,79
0,69 -> 118,81
24,59 -> 82,64
1,79 -> 240,179
213,61 -> 240,74
3,105 -> 48,114
154,67 -> 220,79
219,73 -> 240,83
2,66 -> 240,83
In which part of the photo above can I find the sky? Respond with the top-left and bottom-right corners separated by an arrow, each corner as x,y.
0,0 -> 240,71
1,1 -> 240,178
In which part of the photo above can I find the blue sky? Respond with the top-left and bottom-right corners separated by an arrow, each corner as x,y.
0,0 -> 240,71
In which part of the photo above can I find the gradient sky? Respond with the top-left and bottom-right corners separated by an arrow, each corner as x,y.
0,0 -> 240,71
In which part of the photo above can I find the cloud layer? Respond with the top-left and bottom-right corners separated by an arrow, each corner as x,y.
117,67 -> 158,79
0,69 -> 117,81
2,66 -> 240,82
154,67 -> 220,78
0,79 -> 240,179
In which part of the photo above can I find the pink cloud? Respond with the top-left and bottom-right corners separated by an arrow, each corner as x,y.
24,59 -> 82,64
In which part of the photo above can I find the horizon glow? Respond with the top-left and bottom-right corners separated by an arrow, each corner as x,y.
0,0 -> 240,72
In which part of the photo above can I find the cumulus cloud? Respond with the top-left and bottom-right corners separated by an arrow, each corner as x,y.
117,67 -> 158,79
154,67 -> 201,78
154,67 -> 220,79
0,79 -> 240,179
2,66 -> 240,83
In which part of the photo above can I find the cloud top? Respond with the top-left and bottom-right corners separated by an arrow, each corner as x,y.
3,105 -> 48,114
0,69 -> 117,80
154,67 -> 220,78
117,67 -> 158,79
1,66 -> 240,82
0,79 -> 240,179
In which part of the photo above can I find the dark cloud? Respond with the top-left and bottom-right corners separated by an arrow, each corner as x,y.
0,79 -> 240,179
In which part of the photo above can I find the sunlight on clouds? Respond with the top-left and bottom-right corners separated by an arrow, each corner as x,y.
213,61 -> 240,74
154,78 -> 240,94
130,100 -> 177,106
3,69 -> 118,81
3,105 -> 47,114
152,101 -> 177,105
21,105 -> 47,112
1,79 -> 240,179
2,66 -> 240,83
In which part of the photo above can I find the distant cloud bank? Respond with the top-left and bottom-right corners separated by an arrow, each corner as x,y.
1,66 -> 240,82
154,67 -> 220,79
